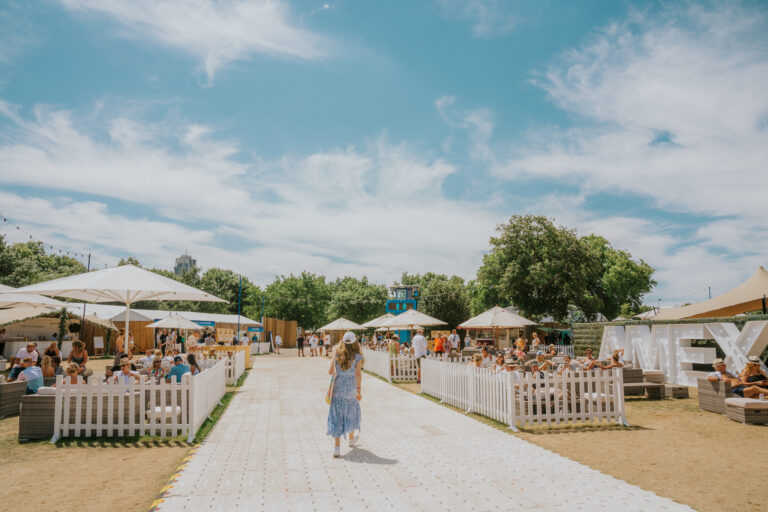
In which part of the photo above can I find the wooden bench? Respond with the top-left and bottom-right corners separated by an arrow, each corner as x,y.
725,397 -> 768,424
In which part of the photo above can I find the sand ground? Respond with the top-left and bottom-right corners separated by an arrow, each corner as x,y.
399,381 -> 768,512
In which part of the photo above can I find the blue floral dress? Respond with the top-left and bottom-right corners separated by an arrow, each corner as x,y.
327,353 -> 362,438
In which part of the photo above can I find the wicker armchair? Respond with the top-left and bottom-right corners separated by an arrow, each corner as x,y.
18,394 -> 56,440
697,378 -> 734,414
0,381 -> 27,419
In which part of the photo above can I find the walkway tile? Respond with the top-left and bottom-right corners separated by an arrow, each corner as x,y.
158,356 -> 695,512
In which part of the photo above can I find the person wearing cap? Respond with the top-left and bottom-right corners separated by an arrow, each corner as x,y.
14,357 -> 44,394
412,328 -> 428,383
166,356 -> 191,383
707,358 -> 768,399
327,331 -> 364,458
534,351 -> 554,371
113,357 -> 141,384
105,353 -> 137,378
740,355 -> 768,389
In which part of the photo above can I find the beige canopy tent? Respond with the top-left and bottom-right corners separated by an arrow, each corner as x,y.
458,306 -> 536,347
379,310 -> 446,329
0,306 -> 117,332
361,313 -> 394,329
318,317 -> 364,332
655,266 -> 768,320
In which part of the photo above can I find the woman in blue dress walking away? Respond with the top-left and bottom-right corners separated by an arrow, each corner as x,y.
327,331 -> 364,458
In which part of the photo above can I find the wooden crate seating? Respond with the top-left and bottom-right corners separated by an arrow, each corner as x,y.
697,378 -> 734,414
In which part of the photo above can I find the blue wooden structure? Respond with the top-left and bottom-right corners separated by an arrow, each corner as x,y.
385,285 -> 420,343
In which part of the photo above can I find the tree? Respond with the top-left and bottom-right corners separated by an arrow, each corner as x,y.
264,272 -> 330,329
476,215 -> 655,321
400,272 -> 470,329
198,268 -> 258,315
582,235 -> 656,320
0,236 -> 86,287
327,277 -> 388,324
118,257 -> 140,266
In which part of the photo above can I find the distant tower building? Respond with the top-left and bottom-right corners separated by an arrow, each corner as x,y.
174,254 -> 196,276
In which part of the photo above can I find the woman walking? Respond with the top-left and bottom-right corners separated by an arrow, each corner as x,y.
327,331 -> 363,458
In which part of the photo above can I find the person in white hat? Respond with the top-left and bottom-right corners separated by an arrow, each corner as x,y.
327,331 -> 364,458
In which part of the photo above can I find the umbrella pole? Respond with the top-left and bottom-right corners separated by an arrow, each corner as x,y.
125,302 -> 131,357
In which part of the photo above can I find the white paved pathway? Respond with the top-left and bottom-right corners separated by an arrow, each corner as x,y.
157,354 -> 694,512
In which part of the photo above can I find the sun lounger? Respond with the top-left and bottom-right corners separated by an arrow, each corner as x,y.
724,397 -> 768,424
697,378 -> 734,414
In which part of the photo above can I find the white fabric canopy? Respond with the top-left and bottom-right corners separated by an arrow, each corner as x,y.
458,306 -> 536,329
379,309 -> 446,329
0,284 -> 66,309
318,317 -> 364,331
145,313 -> 203,330
361,313 -> 395,329
13,265 -> 225,304
13,265 -> 226,351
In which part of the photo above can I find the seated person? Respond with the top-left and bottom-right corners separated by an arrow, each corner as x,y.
51,355 -> 64,376
546,344 -> 557,357
708,358 -> 768,399
600,352 -> 625,370
113,358 -> 141,384
187,353 -> 201,376
166,356 -> 191,383
9,343 -> 39,380
63,363 -> 80,384
535,352 -> 553,371
740,355 -> 768,389
40,355 -> 56,378
480,347 -> 492,367
557,355 -> 582,375
578,349 -> 600,370
105,353 -> 137,378
470,353 -> 484,367
139,350 -> 155,368
493,352 -> 506,374
147,358 -> 166,381
15,357 -> 45,394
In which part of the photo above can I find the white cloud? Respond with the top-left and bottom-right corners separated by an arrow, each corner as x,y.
436,0 -> 519,38
486,2 -> 768,305
0,102 -> 498,286
55,0 -> 329,82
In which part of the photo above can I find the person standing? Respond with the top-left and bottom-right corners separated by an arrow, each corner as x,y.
448,329 -> 461,352
412,327 -> 428,383
323,332 -> 331,357
297,334 -> 305,357
275,333 -> 282,354
327,331 -> 363,458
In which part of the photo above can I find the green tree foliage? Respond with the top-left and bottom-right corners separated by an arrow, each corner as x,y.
476,216 -> 655,321
0,236 -> 87,287
582,235 -> 656,320
198,268 -> 261,315
117,257 -> 140,266
400,272 -> 470,329
264,272 -> 330,329
327,276 -> 388,324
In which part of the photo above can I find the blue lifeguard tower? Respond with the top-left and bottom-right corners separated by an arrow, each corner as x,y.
385,285 -> 420,343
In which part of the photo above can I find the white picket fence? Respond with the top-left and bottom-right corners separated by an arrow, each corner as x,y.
50,360 -> 227,443
362,349 -> 472,382
420,359 -> 627,430
199,351 -> 246,385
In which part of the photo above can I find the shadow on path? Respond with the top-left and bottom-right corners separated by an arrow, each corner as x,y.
343,448 -> 398,465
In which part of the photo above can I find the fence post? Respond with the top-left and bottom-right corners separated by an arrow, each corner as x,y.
506,371 -> 518,431
187,370 -> 197,443
615,368 -> 629,426
465,365 -> 473,414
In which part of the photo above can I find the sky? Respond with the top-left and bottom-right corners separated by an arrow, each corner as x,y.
0,0 -> 767,308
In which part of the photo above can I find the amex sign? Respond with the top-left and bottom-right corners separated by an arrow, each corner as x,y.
599,321 -> 768,386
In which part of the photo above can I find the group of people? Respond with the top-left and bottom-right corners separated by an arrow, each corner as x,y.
467,345 -> 624,376
707,356 -> 768,398
296,332 -> 331,357
4,340 -> 95,393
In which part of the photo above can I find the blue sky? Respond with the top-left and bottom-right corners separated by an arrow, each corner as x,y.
1,0 -> 767,308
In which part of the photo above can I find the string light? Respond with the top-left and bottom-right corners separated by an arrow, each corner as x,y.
0,210 -> 111,268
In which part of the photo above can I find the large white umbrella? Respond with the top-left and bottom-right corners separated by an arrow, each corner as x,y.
145,313 -> 202,331
361,313 -> 394,329
379,309 -> 446,329
458,306 -> 536,329
12,265 -> 226,352
0,284 -> 66,309
318,317 -> 364,331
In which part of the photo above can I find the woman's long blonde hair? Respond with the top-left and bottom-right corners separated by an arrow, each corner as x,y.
41,355 -> 52,371
336,341 -> 362,371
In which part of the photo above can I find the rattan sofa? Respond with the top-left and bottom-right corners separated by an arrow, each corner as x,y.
0,381 -> 27,418
697,378 -> 734,414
